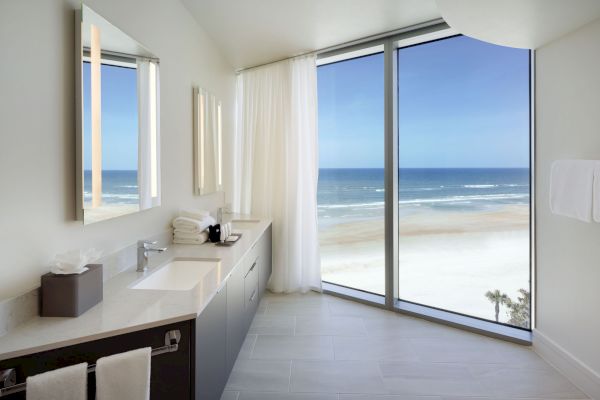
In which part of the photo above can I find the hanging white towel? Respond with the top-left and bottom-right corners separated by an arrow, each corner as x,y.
96,347 -> 151,400
549,160 -> 600,222
26,362 -> 87,400
594,166 -> 600,223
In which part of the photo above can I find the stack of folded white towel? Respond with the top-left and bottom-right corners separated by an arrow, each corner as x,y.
172,209 -> 216,245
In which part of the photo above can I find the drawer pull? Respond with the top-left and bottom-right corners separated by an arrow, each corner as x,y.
249,289 -> 257,303
245,261 -> 257,278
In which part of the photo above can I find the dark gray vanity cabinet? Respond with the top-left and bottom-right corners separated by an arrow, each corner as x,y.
0,320 -> 193,400
226,260 -> 246,372
193,285 -> 227,400
258,225 -> 272,296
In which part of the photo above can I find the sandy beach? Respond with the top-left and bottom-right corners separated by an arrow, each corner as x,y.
84,204 -> 140,224
319,204 -> 530,324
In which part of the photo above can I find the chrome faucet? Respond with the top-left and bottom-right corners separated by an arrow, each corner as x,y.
137,240 -> 167,272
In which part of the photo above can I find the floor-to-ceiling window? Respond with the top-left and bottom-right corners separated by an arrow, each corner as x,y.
317,48 -> 385,295
317,30 -> 532,331
397,36 -> 531,328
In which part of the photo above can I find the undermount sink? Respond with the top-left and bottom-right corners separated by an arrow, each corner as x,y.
131,259 -> 220,291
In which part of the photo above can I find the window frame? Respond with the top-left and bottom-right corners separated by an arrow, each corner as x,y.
317,24 -> 535,342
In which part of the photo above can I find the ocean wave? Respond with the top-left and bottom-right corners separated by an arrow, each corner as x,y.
319,202 -> 385,210
318,193 -> 529,210
464,184 -> 498,188
399,193 -> 529,205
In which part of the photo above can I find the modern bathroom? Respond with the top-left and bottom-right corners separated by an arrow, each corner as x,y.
1,0 -> 600,399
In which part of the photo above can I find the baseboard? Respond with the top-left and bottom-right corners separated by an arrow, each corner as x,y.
533,329 -> 600,399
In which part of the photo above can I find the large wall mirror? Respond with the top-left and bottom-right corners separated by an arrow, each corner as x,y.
75,5 -> 160,224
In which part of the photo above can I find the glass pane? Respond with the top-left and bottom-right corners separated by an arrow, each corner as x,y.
317,52 -> 385,295
397,36 -> 531,328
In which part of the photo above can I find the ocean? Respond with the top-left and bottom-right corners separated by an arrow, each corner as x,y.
83,170 -> 139,205
317,168 -> 530,222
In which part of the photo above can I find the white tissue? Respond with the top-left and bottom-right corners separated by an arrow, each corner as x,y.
52,248 -> 102,275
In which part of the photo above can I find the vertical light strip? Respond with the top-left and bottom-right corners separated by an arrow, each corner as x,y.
149,62 -> 158,198
217,101 -> 222,188
199,92 -> 205,191
90,24 -> 102,208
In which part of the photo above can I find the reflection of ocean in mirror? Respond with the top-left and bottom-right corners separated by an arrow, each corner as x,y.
83,170 -> 139,205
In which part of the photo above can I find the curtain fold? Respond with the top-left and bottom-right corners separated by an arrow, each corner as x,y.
233,55 -> 321,293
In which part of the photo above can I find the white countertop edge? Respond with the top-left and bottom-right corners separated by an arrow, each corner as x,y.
0,217 -> 271,361
0,313 -> 197,361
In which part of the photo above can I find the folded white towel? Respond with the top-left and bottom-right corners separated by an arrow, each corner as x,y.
172,216 -> 215,233
96,347 -> 151,400
173,237 -> 209,245
179,208 -> 210,220
26,362 -> 87,400
174,231 -> 209,244
550,160 -> 600,222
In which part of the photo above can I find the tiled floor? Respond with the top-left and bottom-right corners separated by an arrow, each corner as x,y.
222,292 -> 588,400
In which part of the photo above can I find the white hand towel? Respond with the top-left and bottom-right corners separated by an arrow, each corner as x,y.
26,362 -> 87,400
550,160 -> 599,222
179,208 -> 210,220
172,216 -> 215,233
96,347 -> 151,400
594,166 -> 600,223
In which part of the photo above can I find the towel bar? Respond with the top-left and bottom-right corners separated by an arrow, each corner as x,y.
0,329 -> 181,397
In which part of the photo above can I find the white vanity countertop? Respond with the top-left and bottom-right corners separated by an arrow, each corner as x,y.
0,218 -> 271,361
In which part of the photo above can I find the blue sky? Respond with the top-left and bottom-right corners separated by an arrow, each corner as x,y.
317,35 -> 530,169
83,63 -> 138,171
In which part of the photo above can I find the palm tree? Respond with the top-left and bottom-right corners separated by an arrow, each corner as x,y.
485,289 -> 509,322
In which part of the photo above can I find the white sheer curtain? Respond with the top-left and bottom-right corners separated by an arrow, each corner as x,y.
233,55 -> 321,293
137,59 -> 161,210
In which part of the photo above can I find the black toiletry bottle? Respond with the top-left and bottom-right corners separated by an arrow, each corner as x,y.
209,224 -> 221,243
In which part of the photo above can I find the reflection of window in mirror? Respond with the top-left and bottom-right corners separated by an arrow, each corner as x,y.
82,56 -> 140,218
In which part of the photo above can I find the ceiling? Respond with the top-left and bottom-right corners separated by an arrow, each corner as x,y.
181,0 -> 441,70
436,0 -> 600,50
182,0 -> 600,70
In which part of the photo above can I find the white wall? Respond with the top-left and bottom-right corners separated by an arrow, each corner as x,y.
536,16 -> 600,383
0,0 -> 235,300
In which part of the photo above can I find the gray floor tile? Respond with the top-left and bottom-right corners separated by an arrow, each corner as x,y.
225,359 -> 291,392
295,316 -> 367,336
220,391 -> 240,400
328,299 -> 390,319
379,361 -> 488,397
363,314 -> 465,339
239,392 -> 338,400
334,336 -> 418,361
409,337 -> 508,364
249,315 -> 295,335
470,364 -> 588,399
252,335 -> 334,360
291,360 -> 387,394
266,301 -> 331,317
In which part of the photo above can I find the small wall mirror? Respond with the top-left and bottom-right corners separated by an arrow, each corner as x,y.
75,4 -> 161,224
193,88 -> 223,196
